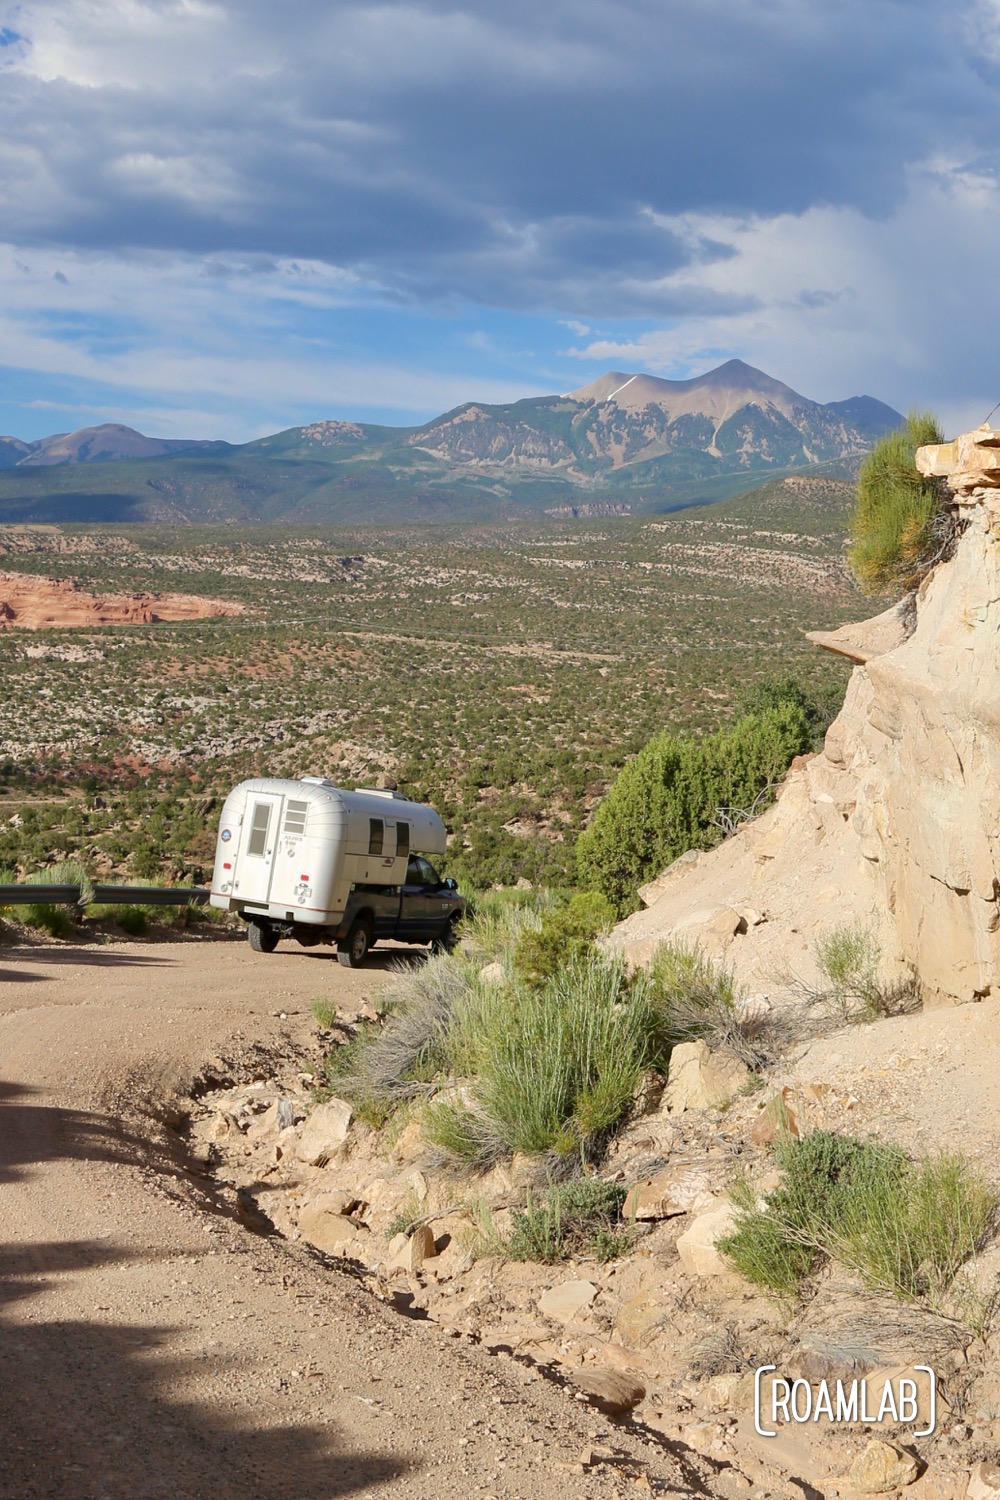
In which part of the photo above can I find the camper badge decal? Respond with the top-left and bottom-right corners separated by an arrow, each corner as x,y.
220,829 -> 231,842
294,880 -> 313,903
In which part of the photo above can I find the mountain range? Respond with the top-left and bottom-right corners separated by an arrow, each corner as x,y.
0,360 -> 902,525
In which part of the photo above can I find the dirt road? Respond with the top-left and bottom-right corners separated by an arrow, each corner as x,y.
0,932 -> 717,1500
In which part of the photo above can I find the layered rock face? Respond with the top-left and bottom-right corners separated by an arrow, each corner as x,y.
0,572 -> 245,628
610,425 -> 1000,1007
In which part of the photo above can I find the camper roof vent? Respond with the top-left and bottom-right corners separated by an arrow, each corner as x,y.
301,776 -> 337,787
356,786 -> 405,799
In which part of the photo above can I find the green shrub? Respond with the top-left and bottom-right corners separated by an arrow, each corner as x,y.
734,673 -> 844,750
848,412 -> 947,596
479,1178 -> 633,1263
114,905 -> 149,937
815,923 -> 880,1017
511,890 -> 615,986
644,939 -> 779,1069
425,953 -> 659,1163
23,902 -> 76,939
576,703 -> 811,915
19,861 -> 91,938
325,954 -> 477,1112
462,887 -> 554,965
720,1130 -> 996,1304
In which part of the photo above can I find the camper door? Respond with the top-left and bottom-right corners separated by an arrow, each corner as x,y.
235,790 -> 283,903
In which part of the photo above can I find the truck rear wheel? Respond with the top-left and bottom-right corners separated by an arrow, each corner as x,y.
337,917 -> 371,968
248,920 -> 279,953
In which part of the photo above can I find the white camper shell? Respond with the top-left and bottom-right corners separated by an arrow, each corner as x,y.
210,777 -> 464,965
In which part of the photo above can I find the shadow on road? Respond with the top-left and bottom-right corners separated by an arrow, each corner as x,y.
0,944 -> 176,969
294,946 -> 427,972
0,1080 -> 409,1499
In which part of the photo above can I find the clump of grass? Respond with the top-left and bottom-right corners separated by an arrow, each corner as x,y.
813,923 -> 918,1022
20,861 -> 91,938
114,904 -> 149,936
720,1130 -> 997,1306
386,1193 -> 424,1239
22,902 -> 76,938
646,940 -> 779,1068
425,952 -> 659,1164
323,954 -> 479,1122
312,996 -> 338,1029
44,859 -> 94,905
476,1178 -> 633,1263
462,887 -> 554,964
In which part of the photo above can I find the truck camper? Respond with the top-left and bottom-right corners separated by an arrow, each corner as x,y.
210,777 -> 464,966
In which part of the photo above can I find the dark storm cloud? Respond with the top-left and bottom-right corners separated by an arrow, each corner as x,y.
2,0 -> 996,314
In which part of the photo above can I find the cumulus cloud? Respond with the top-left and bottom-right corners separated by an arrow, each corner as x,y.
565,157 -> 1000,431
1,0 -> 999,433
3,0 -> 998,306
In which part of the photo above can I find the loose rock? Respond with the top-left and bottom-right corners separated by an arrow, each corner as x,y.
663,1041 -> 749,1114
675,1204 -> 737,1277
845,1439 -> 919,1493
295,1098 -> 353,1165
537,1279 -> 598,1324
567,1365 -> 645,1417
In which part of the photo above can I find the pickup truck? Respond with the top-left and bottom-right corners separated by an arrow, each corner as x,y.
246,853 -> 466,967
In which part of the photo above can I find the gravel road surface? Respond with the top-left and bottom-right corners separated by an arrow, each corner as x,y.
0,931 -> 718,1500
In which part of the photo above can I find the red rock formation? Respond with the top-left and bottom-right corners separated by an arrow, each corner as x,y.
0,572 -> 245,629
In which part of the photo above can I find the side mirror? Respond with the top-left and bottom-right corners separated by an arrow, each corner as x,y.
443,877 -> 458,891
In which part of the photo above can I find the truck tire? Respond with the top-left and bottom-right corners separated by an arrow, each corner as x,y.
337,917 -> 371,968
430,916 -> 462,956
248,920 -> 279,953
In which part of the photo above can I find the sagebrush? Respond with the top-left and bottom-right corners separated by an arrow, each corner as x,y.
720,1130 -> 997,1305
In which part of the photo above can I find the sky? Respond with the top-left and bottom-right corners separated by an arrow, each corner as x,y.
2,0 -> 1000,443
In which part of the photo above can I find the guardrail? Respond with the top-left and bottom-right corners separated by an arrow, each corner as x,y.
0,883 -> 210,907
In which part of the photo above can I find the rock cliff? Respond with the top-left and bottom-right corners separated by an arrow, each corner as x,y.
609,424 -> 1000,1008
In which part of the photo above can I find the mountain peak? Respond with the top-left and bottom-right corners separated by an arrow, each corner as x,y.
565,360 -> 815,424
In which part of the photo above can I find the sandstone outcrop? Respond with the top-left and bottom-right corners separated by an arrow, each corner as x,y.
0,571 -> 244,628
609,425 -> 1000,1007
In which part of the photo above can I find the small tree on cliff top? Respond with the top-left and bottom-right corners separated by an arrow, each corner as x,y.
848,411 -> 948,596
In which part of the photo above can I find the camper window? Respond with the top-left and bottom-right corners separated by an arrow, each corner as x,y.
284,800 -> 308,836
395,821 -> 410,859
368,818 -> 384,855
247,802 -> 272,857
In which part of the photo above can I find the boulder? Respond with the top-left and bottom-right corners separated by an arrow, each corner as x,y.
537,1279 -> 599,1324
624,1166 -> 715,1221
390,1120 -> 425,1164
682,1420 -> 729,1455
386,1223 -> 436,1274
663,1040 -> 749,1113
479,961 -> 506,986
698,1372 -> 744,1413
607,425 -> 1000,1009
845,1439 -> 919,1493
296,1098 -> 353,1165
675,1204 -> 737,1277
301,1188 -> 360,1218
